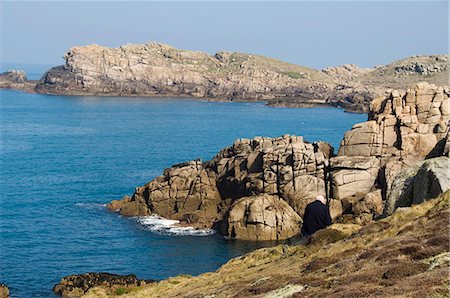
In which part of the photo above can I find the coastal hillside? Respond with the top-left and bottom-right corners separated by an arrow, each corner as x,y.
66,191 -> 450,297
31,42 -> 448,112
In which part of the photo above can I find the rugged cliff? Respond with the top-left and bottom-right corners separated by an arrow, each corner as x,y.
108,82 -> 450,241
34,42 -> 448,112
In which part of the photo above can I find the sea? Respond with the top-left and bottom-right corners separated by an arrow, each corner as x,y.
0,65 -> 366,297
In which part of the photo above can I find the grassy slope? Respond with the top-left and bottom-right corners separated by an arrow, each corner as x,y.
83,191 -> 450,298
357,55 -> 449,88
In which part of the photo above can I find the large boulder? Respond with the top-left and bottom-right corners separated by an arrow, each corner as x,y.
330,156 -> 380,200
226,194 -> 302,241
384,156 -> 450,215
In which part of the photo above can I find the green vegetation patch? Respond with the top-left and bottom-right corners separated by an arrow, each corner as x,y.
115,287 -> 128,295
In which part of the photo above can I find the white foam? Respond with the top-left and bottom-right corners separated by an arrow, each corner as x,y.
136,215 -> 215,236
75,202 -> 107,210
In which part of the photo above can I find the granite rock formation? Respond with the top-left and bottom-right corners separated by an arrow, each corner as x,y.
108,135 -> 331,240
108,83 -> 449,240
226,194 -> 302,241
53,273 -> 154,297
33,42 -> 448,112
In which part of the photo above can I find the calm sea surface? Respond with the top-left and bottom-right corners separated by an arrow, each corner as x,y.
0,87 -> 366,297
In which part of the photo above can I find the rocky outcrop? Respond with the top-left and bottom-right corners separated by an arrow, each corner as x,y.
53,273 -> 154,297
0,284 -> 9,298
33,42 -> 447,112
384,156 -> 450,216
108,135 -> 332,240
0,70 -> 36,92
0,70 -> 26,83
334,82 -> 449,215
108,82 -> 449,240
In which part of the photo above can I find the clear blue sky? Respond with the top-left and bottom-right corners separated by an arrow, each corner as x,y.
0,1 -> 448,69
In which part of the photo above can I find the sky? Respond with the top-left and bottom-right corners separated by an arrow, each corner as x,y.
0,1 -> 448,69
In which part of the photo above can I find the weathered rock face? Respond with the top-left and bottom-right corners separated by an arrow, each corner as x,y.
330,156 -> 380,200
0,284 -> 9,298
53,273 -> 154,297
226,194 -> 302,241
210,136 -> 332,216
108,135 -> 332,240
335,82 -> 449,216
384,156 -> 450,216
339,82 -> 449,159
109,160 -> 222,228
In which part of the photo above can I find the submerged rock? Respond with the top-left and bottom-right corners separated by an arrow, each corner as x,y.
0,284 -> 9,298
53,272 -> 154,297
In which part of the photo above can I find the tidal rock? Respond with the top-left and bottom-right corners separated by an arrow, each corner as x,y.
108,160 -> 222,228
0,284 -> 9,298
0,70 -> 26,83
226,194 -> 302,241
53,272 -> 154,297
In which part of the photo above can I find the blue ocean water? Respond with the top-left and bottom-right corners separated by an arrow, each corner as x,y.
0,89 -> 366,297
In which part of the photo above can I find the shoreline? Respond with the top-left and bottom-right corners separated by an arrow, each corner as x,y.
0,84 -> 362,113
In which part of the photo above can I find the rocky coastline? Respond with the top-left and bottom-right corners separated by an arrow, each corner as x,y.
1,43 -> 447,113
52,82 -> 449,297
108,82 -> 450,241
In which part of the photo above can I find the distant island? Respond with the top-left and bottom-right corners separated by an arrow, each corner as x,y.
1,42 -> 447,113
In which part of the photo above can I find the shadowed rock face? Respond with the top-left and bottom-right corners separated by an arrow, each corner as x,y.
34,42 -> 448,113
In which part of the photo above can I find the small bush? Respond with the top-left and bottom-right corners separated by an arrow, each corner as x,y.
115,287 -> 127,295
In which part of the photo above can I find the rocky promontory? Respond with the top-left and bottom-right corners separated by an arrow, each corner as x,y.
108,82 -> 450,241
30,42 -> 447,112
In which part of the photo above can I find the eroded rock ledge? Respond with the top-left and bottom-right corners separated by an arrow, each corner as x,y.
109,82 -> 450,241
53,273 -> 154,297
